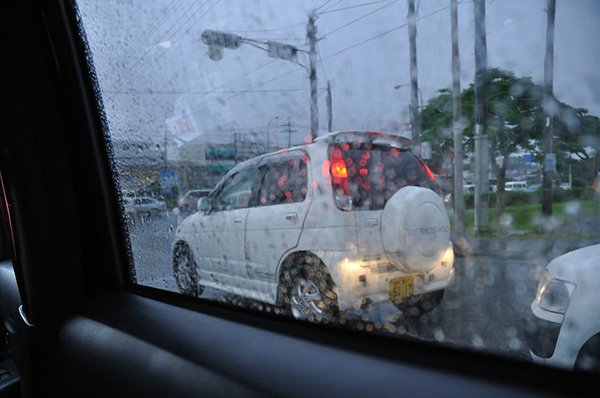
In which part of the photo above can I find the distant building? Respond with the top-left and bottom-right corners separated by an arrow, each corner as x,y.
463,151 -> 541,186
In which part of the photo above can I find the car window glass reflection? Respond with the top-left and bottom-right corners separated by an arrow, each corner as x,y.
214,168 -> 256,211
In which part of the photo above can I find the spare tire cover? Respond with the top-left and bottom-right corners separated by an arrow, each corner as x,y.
381,186 -> 450,273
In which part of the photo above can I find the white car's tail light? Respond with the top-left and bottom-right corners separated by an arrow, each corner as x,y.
535,270 -> 576,314
329,147 -> 353,211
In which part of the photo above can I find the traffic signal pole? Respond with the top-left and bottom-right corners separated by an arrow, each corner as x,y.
199,26 -> 318,140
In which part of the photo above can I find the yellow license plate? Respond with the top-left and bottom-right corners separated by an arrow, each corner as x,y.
389,276 -> 414,301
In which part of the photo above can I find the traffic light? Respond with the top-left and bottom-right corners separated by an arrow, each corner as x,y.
200,30 -> 242,48
200,30 -> 243,61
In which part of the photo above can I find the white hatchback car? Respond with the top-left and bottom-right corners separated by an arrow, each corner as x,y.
527,243 -> 600,373
172,131 -> 455,321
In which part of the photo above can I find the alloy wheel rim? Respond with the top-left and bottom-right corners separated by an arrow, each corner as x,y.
290,278 -> 324,319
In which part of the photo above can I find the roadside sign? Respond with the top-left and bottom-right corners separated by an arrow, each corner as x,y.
544,153 -> 556,172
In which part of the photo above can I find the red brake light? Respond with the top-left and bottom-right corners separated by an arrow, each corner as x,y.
424,163 -> 436,181
331,159 -> 348,178
329,146 -> 352,207
417,157 -> 436,181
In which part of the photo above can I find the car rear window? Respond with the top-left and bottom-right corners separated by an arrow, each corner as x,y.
329,143 -> 441,210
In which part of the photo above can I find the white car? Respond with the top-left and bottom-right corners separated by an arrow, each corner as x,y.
172,131 -> 455,321
123,196 -> 167,219
527,244 -> 600,372
505,181 -> 528,191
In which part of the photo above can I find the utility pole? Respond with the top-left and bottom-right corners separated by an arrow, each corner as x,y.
473,0 -> 489,234
542,0 -> 556,216
407,0 -> 420,152
326,80 -> 333,132
451,0 -> 466,243
307,11 -> 319,140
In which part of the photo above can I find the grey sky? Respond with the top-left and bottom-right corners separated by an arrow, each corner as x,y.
77,0 -> 600,147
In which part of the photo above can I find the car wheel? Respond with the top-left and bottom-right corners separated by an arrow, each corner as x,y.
173,243 -> 204,297
392,290 -> 444,318
281,256 -> 339,323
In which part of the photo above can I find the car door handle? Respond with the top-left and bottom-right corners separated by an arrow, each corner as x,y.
234,218 -> 243,223
285,212 -> 298,221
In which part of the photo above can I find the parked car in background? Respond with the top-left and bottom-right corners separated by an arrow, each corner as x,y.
527,244 -> 600,373
173,131 -> 455,322
505,181 -> 528,191
178,189 -> 211,215
123,196 -> 167,220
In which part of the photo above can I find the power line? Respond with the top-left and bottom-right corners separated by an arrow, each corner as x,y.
114,0 -> 210,89
225,66 -> 306,101
322,24 -> 405,60
156,0 -> 211,45
130,0 -> 183,52
126,0 -> 220,87
318,0 -> 395,15
315,0 -> 335,12
243,37 -> 306,42
203,60 -> 278,95
174,0 -> 223,39
226,22 -> 305,34
320,0 -> 345,13
316,41 -> 328,81
288,87 -> 327,119
321,2 -> 462,61
321,0 -> 397,39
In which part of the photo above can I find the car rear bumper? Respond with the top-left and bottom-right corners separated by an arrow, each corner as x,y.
324,249 -> 455,311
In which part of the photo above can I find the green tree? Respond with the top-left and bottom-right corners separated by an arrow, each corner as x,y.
421,68 -> 544,219
553,105 -> 600,189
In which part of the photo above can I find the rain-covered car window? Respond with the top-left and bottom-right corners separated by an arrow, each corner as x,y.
76,0 -> 600,374
258,153 -> 308,206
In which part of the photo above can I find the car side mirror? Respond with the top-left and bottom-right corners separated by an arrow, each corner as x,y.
198,197 -> 211,213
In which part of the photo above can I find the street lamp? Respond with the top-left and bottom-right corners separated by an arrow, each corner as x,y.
394,83 -> 424,111
266,116 -> 280,151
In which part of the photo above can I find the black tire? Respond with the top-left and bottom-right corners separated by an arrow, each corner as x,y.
279,255 -> 340,323
392,290 -> 444,318
173,243 -> 204,297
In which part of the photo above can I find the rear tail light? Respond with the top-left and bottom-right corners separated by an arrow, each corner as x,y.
423,162 -> 436,181
416,156 -> 442,196
329,147 -> 352,210
331,159 -> 348,179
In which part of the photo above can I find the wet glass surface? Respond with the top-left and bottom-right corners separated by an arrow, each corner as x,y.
76,0 -> 600,374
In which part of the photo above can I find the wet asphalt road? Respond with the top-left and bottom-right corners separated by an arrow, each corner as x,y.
127,211 -> 600,363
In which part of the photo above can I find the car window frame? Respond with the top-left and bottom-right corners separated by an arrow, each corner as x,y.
0,1 -> 596,396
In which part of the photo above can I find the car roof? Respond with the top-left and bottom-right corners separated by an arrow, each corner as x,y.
314,130 -> 413,149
